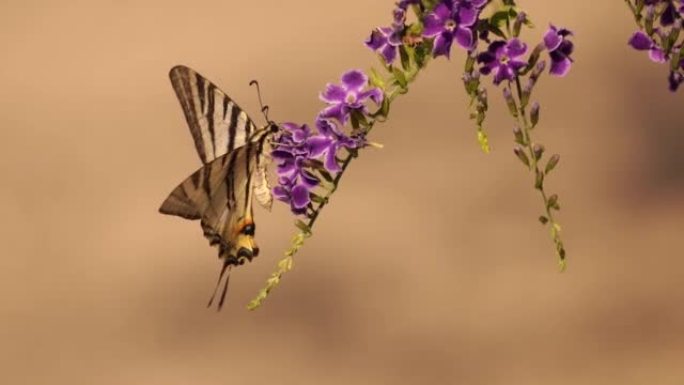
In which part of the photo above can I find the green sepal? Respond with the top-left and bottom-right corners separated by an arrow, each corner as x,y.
294,219 -> 312,235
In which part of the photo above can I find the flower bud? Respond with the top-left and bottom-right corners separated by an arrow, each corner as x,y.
513,125 -> 525,145
530,101 -> 540,127
532,143 -> 545,161
514,146 -> 530,168
503,87 -> 518,117
545,154 -> 560,174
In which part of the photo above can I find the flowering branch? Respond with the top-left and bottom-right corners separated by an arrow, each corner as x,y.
248,0 -> 575,310
625,0 -> 684,91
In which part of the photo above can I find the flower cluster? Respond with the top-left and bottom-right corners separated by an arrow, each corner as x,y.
271,70 -> 381,216
251,0 -> 577,310
626,0 -> 684,90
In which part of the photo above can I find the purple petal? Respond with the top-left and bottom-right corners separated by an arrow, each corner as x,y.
380,44 -> 398,64
280,122 -> 300,133
320,103 -> 348,124
341,70 -> 368,92
358,87 -> 384,105
365,29 -> 387,50
315,116 -> 335,137
423,5 -> 450,37
494,64 -> 515,84
290,184 -> 310,210
324,143 -> 342,173
649,47 -> 667,63
320,84 -> 346,103
271,150 -> 294,161
291,124 -> 310,143
272,186 -> 289,202
454,26 -> 475,50
458,5 -> 479,27
506,38 -> 527,58
549,57 -> 572,77
307,135 -> 333,157
544,28 -> 562,51
432,31 -> 454,58
628,31 -> 653,51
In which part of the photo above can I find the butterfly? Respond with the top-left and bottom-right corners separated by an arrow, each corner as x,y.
159,65 -> 277,309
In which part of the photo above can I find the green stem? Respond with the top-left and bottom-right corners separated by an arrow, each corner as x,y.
512,76 -> 566,268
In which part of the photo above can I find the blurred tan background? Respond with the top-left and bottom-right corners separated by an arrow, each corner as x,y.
1,1 -> 683,384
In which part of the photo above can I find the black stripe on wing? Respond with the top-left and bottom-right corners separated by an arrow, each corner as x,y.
169,65 -> 258,164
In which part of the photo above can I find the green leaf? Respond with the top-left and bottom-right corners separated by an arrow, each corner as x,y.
399,45 -> 412,72
294,220 -> 312,234
369,67 -> 385,90
392,66 -> 408,89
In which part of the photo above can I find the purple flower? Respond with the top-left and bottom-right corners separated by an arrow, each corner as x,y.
422,0 -> 487,58
366,27 -> 403,64
669,69 -> 684,91
544,25 -> 575,77
308,117 -> 366,173
477,38 -> 528,85
271,123 -> 320,214
319,70 -> 383,125
628,31 -> 667,63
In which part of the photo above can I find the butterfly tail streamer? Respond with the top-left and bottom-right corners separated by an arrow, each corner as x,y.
207,260 -> 231,310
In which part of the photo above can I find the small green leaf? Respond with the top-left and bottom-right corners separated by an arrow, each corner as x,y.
369,67 -> 385,89
399,45 -> 412,72
294,220 -> 312,234
392,67 -> 408,88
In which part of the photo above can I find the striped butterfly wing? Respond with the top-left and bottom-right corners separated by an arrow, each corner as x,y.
159,138 -> 269,309
161,65 -> 275,308
160,139 -> 266,263
169,65 -> 258,164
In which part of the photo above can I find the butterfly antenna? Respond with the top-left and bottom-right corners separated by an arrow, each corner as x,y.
207,261 -> 231,310
250,79 -> 272,124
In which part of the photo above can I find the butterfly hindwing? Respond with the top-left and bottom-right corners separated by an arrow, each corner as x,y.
160,141 -> 263,264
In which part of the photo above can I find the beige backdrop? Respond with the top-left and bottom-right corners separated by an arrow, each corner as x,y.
1,1 -> 683,384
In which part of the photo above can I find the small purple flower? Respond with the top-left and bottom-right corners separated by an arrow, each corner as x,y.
366,27 -> 403,65
271,123 -> 320,214
319,70 -> 383,125
422,1 -> 487,58
628,31 -> 667,63
669,69 -> 684,91
477,38 -> 528,85
544,25 -> 575,77
308,117 -> 366,173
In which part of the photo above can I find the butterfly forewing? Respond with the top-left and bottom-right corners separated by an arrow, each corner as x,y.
169,65 -> 259,164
